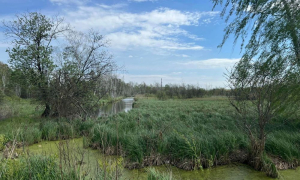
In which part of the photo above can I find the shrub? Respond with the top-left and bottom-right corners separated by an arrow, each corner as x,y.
19,126 -> 42,145
74,119 -> 95,136
57,122 -> 75,139
156,91 -> 168,100
0,90 -> 4,104
262,154 -> 278,178
41,121 -> 58,140
0,134 -> 7,151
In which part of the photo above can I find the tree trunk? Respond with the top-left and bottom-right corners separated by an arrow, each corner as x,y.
42,103 -> 51,117
248,135 -> 265,170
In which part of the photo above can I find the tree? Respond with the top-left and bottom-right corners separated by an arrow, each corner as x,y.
0,62 -> 10,95
50,30 -> 117,118
227,57 -> 293,177
3,12 -> 70,117
212,0 -> 300,67
213,0 -> 300,177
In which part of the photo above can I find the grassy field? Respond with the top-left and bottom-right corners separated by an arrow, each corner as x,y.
90,98 -> 245,168
89,97 -> 300,169
1,96 -> 300,179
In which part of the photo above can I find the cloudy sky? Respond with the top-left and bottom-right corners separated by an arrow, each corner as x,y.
0,0 -> 242,88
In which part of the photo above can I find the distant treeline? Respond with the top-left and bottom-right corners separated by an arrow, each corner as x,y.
121,82 -> 229,99
1,61 -> 228,101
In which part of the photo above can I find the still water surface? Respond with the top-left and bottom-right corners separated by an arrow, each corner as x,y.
98,97 -> 134,117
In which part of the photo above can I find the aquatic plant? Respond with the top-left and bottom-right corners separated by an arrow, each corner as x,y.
0,155 -> 78,180
0,134 -> 6,151
147,168 -> 175,180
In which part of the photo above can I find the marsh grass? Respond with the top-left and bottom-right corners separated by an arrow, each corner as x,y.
89,99 -> 248,169
147,168 -> 174,180
0,155 -> 67,180
1,97 -> 300,179
88,98 -> 300,172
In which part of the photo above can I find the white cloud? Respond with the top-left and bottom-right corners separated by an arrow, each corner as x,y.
129,0 -> 157,2
50,0 -> 88,5
60,5 -> 218,51
97,4 -> 127,9
176,54 -> 190,58
177,58 -> 240,69
65,7 -> 205,32
162,45 -> 204,50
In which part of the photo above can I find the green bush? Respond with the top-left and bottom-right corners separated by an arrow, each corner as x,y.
41,121 -> 58,140
156,91 -> 168,100
74,119 -> 95,136
19,126 -> 42,145
0,90 -> 4,104
262,153 -> 278,178
0,134 -> 7,151
57,122 -> 75,139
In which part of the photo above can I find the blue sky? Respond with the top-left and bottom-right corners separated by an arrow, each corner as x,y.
0,0 -> 242,88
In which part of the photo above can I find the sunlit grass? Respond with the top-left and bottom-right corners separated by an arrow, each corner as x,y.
1,96 -> 300,178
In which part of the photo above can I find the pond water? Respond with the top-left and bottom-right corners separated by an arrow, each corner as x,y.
24,138 -> 300,180
98,97 -> 134,117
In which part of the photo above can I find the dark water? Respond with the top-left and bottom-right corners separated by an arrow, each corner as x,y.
98,97 -> 134,117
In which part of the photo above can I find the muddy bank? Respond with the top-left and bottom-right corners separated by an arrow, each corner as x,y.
93,145 -> 298,173
124,150 -> 248,170
125,153 -> 299,172
270,156 -> 300,170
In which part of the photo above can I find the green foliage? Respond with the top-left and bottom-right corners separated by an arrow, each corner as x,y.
5,13 -> 57,102
85,98 -> 300,172
41,121 -> 59,140
40,120 -> 79,140
1,97 -> 300,179
262,154 -> 278,178
147,168 -> 175,180
19,126 -> 42,145
89,99 -> 248,167
156,91 -> 168,100
57,121 -> 75,139
5,12 -> 56,78
3,12 -> 70,117
73,119 -> 95,136
49,30 -> 117,118
265,131 -> 300,162
0,134 -> 7,151
212,0 -> 300,67
0,91 -> 3,105
97,157 -> 123,180
0,62 -> 12,97
0,155 -> 80,180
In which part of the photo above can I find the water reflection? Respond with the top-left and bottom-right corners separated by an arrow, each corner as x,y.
98,97 -> 134,117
